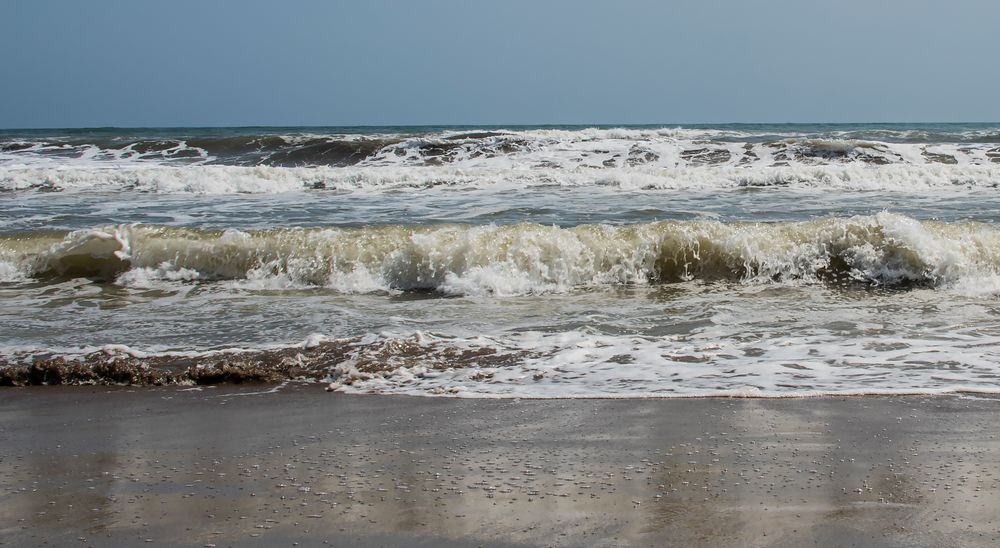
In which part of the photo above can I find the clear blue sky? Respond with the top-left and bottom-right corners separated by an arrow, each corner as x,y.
2,0 -> 998,128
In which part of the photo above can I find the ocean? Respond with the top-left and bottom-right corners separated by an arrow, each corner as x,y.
2,123 -> 1000,397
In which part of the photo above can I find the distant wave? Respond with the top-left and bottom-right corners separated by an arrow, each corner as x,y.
2,127 -> 998,172
0,134 -> 397,167
2,126 -> 999,195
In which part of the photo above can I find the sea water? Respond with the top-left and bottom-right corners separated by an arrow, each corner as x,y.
2,123 -> 1000,396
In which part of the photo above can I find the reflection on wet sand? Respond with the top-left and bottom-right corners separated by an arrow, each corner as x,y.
2,387 -> 1000,546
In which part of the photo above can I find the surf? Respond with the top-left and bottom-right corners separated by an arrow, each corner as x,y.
3,213 -> 1000,295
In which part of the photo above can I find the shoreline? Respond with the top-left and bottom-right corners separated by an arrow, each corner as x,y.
3,386 -> 1000,546
8,374 -> 1000,400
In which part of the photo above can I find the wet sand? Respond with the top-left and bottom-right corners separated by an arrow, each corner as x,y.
2,386 -> 1000,547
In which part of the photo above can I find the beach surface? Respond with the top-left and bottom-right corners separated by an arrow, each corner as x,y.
2,386 -> 1000,547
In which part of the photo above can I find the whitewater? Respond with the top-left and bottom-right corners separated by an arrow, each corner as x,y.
3,123 -> 1000,397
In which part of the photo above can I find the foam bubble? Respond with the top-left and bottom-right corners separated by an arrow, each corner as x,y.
0,260 -> 26,282
116,263 -> 201,288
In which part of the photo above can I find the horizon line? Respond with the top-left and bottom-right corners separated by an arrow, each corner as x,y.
1,121 -> 999,131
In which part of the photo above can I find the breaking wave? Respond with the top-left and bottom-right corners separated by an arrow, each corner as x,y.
3,126 -> 1000,168
4,213 -> 1000,295
2,125 -> 998,194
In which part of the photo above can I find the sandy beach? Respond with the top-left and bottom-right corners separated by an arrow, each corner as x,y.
1,386 -> 999,546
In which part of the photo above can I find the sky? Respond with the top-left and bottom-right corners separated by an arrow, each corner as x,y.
2,0 -> 999,128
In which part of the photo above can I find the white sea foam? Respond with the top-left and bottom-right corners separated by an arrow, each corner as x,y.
5,253 -> 1000,399
317,327 -> 1000,398
116,263 -> 201,288
1,164 -> 997,194
0,166 -> 317,193
0,260 -> 25,282
9,326 -> 999,398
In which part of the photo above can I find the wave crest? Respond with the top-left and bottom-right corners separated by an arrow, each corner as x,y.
3,213 -> 999,295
